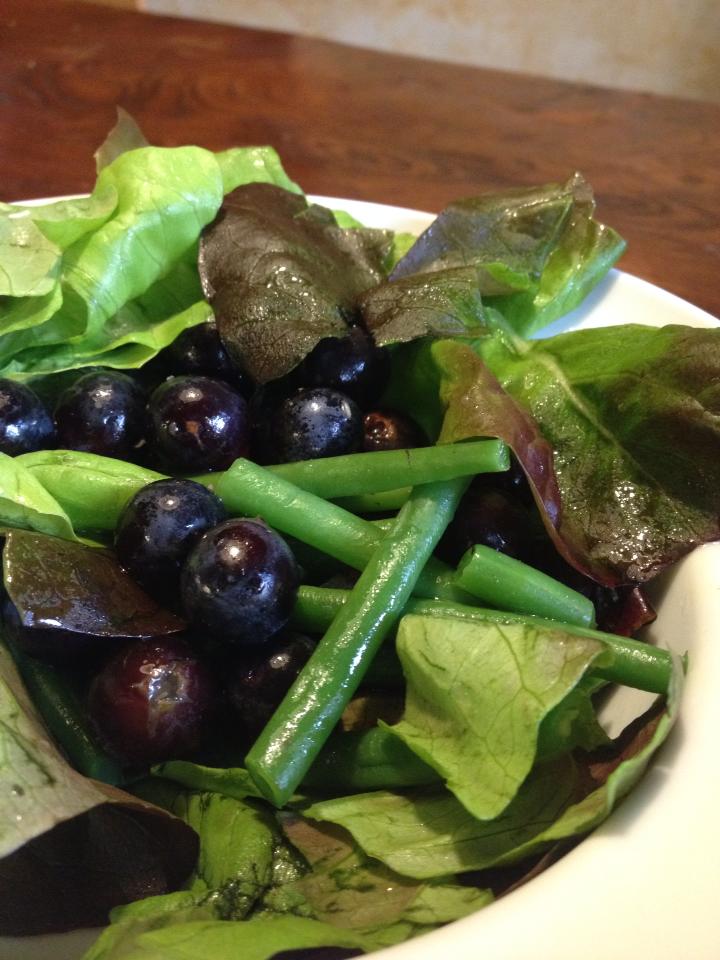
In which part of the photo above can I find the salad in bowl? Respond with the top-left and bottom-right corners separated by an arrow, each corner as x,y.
0,112 -> 717,959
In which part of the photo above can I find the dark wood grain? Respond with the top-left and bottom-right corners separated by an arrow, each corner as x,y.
2,0 -> 719,315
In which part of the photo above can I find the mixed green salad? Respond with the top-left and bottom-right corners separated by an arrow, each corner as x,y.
1,112 -> 718,959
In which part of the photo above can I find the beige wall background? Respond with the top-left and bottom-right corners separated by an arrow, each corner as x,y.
138,0 -> 720,102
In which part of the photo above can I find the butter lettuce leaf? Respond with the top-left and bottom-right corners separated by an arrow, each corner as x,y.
305,680 -> 676,881
387,615 -> 604,820
0,215 -> 61,297
0,451 -> 80,541
0,134 -> 298,381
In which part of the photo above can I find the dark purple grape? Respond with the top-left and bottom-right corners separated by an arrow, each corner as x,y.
182,518 -> 300,646
273,387 -> 363,463
247,374 -> 301,464
299,327 -> 390,406
88,637 -> 214,766
362,409 -> 426,452
147,376 -> 249,473
436,486 -> 531,565
226,631 -> 315,739
115,479 -> 226,601
0,379 -> 55,456
167,322 -> 254,397
54,370 -> 145,459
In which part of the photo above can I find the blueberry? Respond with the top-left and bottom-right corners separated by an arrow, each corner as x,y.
362,409 -> 426,452
0,379 -> 55,456
88,637 -> 215,766
273,387 -> 363,462
181,518 -> 300,646
54,370 -> 145,459
147,375 -> 249,473
167,322 -> 254,397
115,478 -> 226,601
300,327 -> 390,406
226,631 -> 315,740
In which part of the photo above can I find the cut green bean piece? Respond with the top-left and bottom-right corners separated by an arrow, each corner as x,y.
304,727 -> 438,791
12,651 -> 124,785
215,459 -> 470,602
215,459 -> 385,572
455,543 -> 596,627
334,488 -> 411,513
291,587 -> 672,695
269,440 -> 508,499
245,478 -> 468,807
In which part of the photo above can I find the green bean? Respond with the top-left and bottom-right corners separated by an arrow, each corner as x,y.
455,544 -> 596,627
269,440 -> 508,499
333,488 -> 411,513
215,459 -> 385,571
12,651 -> 124,785
245,478 -> 468,807
291,587 -> 672,695
214,459 -> 470,602
304,727 -> 438,791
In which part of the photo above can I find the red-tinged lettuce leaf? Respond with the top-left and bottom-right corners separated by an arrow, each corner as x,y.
485,178 -> 625,337
0,644 -> 198,935
389,174 -> 624,339
479,323 -> 720,584
2,529 -> 186,661
198,184 -> 393,383
594,585 -> 656,637
390,179 -> 575,294
270,813 -> 491,949
382,336 -> 562,526
358,266 -> 491,346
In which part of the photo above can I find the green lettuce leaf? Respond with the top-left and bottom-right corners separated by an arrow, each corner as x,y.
0,451 -> 80,541
83,915 -> 368,960
268,813 -> 490,949
0,215 -> 61,297
386,615 -> 604,819
0,135 -> 298,381
1,181 -> 119,251
305,677 -> 676,882
95,107 -> 150,172
305,755 -> 580,880
0,284 -> 63,338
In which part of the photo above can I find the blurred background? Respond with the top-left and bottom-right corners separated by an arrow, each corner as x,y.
83,0 -> 719,102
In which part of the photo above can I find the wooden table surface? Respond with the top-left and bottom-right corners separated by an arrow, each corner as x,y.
2,0 -> 719,317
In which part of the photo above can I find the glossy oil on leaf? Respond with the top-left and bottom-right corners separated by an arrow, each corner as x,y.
2,529 -> 186,661
389,173 -> 624,339
479,322 -> 720,583
359,265 -> 490,346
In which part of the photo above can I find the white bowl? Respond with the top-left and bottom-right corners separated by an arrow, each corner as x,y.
3,196 -> 719,960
